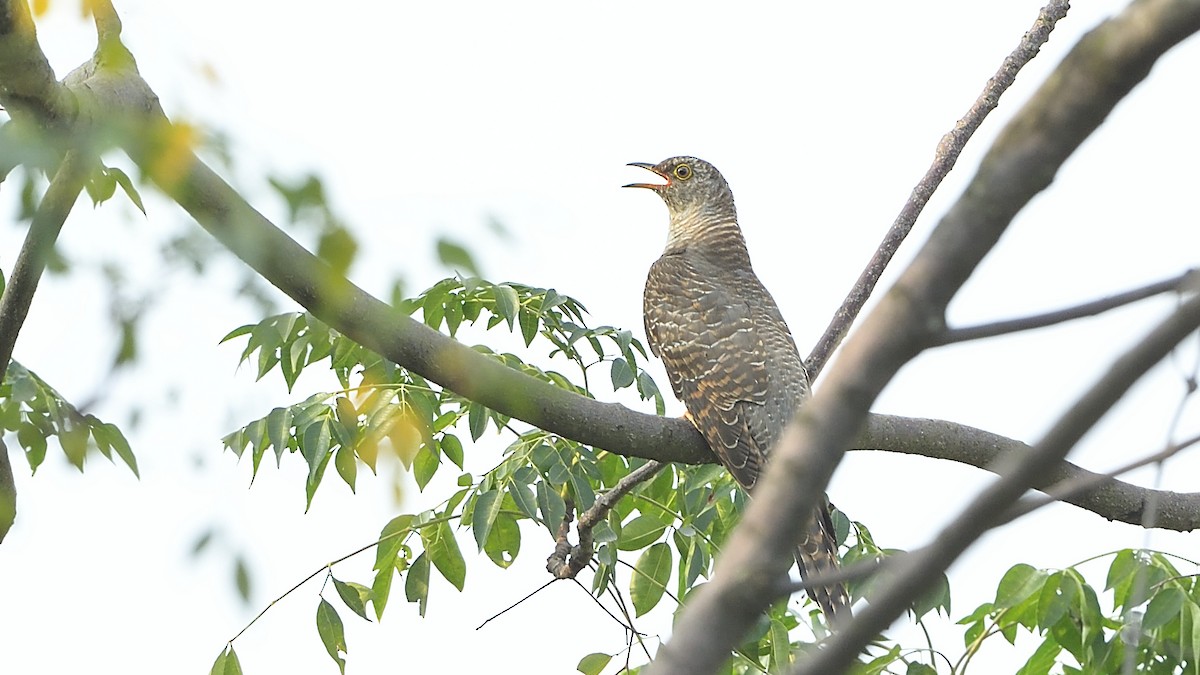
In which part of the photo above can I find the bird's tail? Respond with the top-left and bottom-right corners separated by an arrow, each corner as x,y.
794,504 -> 851,627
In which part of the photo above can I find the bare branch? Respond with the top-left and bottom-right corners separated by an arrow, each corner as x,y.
803,0 -> 1068,381
934,269 -> 1199,345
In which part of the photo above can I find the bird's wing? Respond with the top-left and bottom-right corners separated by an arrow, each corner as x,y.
644,254 -> 770,487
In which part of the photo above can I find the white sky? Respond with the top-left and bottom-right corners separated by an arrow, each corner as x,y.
3,1 -> 1200,673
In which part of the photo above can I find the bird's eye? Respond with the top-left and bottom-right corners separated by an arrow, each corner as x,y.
673,164 -> 692,181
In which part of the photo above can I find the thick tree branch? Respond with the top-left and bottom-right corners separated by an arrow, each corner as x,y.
934,269 -> 1199,345
803,0 -> 1065,381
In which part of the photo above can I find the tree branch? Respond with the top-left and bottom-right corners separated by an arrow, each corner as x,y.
933,269 -> 1199,345
803,0 -> 1065,381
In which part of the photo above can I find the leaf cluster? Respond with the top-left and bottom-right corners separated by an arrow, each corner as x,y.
958,550 -> 1200,674
0,360 -> 137,476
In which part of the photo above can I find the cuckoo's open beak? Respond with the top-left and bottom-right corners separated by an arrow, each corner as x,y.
623,162 -> 667,190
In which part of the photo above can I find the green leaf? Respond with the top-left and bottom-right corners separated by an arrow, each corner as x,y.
609,357 -> 635,390
491,284 -> 520,330
1015,636 -> 1061,675
441,433 -> 464,468
576,652 -> 612,675
509,480 -> 538,520
468,403 -> 489,441
374,514 -> 413,571
333,577 -> 372,622
209,646 -> 243,675
435,238 -> 481,276
631,542 -> 672,616
93,422 -> 138,478
483,513 -> 521,568
412,444 -> 438,490
471,489 -> 504,552
1144,585 -> 1186,631
108,167 -> 146,214
536,481 -> 566,534
518,306 -> 540,347
405,552 -> 430,617
996,563 -> 1045,609
371,561 -> 394,621
301,417 -> 333,484
233,556 -> 252,602
769,616 -> 792,671
334,443 -> 357,492
59,422 -> 88,471
421,520 -> 466,591
617,514 -> 668,551
265,406 -> 293,467
316,597 -> 347,674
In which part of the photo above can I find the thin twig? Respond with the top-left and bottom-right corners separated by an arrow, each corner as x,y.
804,2 -> 1062,380
570,575 -> 640,634
933,269 -> 1198,345
228,525 -> 410,643
475,578 -> 557,630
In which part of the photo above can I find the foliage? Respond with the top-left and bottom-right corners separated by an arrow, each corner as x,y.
0,360 -> 138,476
958,550 -> 1200,674
216,275 -> 957,673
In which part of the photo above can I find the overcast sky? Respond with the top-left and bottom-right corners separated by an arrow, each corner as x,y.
4,1 -> 1200,673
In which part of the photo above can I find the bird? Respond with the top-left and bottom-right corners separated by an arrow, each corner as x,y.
626,156 -> 850,626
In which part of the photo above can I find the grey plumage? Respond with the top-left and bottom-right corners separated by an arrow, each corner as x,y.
628,156 -> 850,625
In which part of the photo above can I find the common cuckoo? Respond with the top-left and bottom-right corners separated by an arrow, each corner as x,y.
627,156 -> 850,625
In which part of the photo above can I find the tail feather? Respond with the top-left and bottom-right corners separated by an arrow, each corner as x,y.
795,504 -> 851,627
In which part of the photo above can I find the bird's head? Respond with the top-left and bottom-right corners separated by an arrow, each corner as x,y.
624,156 -> 737,224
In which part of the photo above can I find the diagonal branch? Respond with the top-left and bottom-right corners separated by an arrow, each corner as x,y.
803,0 -> 1066,381
933,269 -> 1199,345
